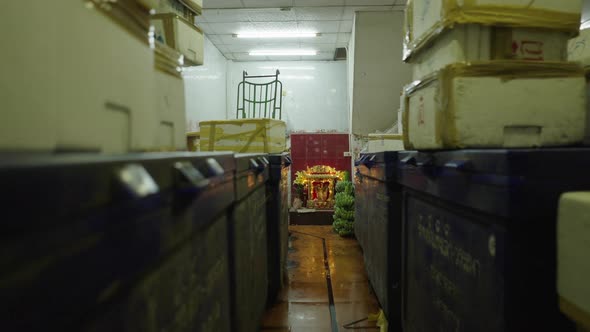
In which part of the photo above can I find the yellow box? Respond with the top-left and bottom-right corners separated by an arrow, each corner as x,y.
200,119 -> 287,153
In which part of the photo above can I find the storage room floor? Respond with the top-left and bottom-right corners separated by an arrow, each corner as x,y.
260,226 -> 381,332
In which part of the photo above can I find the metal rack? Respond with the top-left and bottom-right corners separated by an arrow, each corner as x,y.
237,70 -> 283,120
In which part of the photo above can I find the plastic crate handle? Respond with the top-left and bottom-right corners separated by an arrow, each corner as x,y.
250,158 -> 265,174
174,161 -> 210,196
443,160 -> 473,172
362,155 -> 377,169
115,164 -> 160,199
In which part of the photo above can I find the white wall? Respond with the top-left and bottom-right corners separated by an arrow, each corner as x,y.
183,38 -> 349,134
183,36 -> 228,132
348,14 -> 356,136
583,0 -> 590,28
226,61 -> 349,133
350,11 -> 412,136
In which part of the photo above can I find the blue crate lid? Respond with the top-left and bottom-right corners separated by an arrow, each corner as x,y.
357,151 -> 403,181
398,148 -> 590,219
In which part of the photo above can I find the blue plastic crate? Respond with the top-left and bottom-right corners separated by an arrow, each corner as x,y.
230,154 -> 270,332
266,153 -> 291,304
399,149 -> 590,332
356,151 -> 403,330
0,152 -> 235,331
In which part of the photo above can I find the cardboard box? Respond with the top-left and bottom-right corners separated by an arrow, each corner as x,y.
403,62 -> 586,150
186,132 -> 200,152
413,24 -> 570,79
367,134 -> 404,153
200,119 -> 287,153
0,0 -> 157,153
404,0 -> 581,61
558,192 -> 590,330
152,14 -> 204,66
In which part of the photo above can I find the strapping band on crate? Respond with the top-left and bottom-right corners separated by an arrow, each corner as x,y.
403,0 -> 581,61
86,0 -> 151,45
402,61 -> 585,149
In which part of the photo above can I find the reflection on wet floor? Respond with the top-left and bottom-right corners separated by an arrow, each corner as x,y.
260,226 -> 381,332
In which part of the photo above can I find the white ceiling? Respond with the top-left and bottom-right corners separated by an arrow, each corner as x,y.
197,0 -> 406,61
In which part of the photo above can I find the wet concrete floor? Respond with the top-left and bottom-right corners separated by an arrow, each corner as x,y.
260,225 -> 381,332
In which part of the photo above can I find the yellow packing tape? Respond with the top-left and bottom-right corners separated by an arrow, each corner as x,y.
404,0 -> 581,61
403,61 -> 585,148
368,134 -> 403,141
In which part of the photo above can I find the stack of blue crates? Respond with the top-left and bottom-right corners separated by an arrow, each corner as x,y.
355,148 -> 590,331
0,152 -> 236,332
355,152 -> 403,331
229,154 -> 270,332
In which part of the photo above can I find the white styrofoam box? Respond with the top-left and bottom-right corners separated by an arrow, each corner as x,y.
398,92 -> 405,134
57,1 -> 156,153
585,75 -> 590,146
406,0 -> 582,61
155,70 -> 187,151
0,1 -> 58,151
0,0 -> 156,153
413,24 -> 570,79
367,134 -> 404,153
569,29 -> 590,68
404,62 -> 586,150
397,109 -> 404,134
199,119 -> 286,153
180,0 -> 202,14
152,14 -> 204,66
137,0 -> 159,10
558,192 -> 590,328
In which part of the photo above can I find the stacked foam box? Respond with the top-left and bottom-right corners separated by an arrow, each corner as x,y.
558,192 -> 590,331
154,43 -> 187,151
568,28 -> 590,144
402,0 -> 585,150
367,134 -> 404,153
0,0 -> 164,153
152,0 -> 204,66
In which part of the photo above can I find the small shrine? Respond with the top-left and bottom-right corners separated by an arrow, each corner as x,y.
293,165 -> 346,210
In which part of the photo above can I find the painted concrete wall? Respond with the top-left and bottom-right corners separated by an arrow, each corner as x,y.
227,61 -> 349,133
183,36 -> 228,132
350,10 -> 412,136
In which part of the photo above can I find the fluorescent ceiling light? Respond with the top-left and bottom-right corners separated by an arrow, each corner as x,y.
237,32 -> 318,39
250,50 -> 317,56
